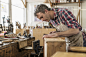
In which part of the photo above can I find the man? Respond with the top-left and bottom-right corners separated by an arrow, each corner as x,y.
34,4 -> 86,47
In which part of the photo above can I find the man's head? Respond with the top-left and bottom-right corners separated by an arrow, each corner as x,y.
34,4 -> 53,22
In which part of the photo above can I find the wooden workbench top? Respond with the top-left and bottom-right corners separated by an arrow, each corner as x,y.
69,47 -> 86,52
51,52 -> 86,57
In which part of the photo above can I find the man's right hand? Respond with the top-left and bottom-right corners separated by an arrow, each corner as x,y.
42,33 -> 59,39
49,31 -> 56,34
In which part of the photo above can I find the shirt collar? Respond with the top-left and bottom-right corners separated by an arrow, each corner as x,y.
49,8 -> 59,23
52,8 -> 58,19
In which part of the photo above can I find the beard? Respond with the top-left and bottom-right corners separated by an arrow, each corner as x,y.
44,14 -> 50,22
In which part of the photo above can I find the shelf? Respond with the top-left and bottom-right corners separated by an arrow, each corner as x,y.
51,2 -> 81,4
49,0 -> 81,7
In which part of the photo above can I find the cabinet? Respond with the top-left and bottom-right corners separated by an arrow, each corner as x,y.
49,0 -> 82,25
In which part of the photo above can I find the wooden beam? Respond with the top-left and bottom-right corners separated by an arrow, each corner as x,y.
49,0 -> 53,7
79,0 -> 80,7
76,0 -> 81,24
79,0 -> 80,24
21,0 -> 27,8
79,9 -> 80,24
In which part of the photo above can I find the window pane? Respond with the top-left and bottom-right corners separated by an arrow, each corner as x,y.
12,0 -> 24,8
12,0 -> 25,33
12,6 -> 24,29
1,0 -> 9,3
1,2 -> 9,26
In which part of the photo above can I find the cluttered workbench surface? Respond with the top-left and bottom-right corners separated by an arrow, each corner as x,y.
0,36 -> 35,57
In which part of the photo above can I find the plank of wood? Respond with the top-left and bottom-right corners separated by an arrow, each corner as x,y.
44,37 -> 66,57
21,0 -> 27,8
51,52 -> 86,57
69,47 -> 86,52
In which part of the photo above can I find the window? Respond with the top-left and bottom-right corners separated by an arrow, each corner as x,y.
0,0 -> 9,26
27,3 -> 50,26
12,0 -> 25,33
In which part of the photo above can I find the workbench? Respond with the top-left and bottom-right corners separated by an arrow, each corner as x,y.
0,37 -> 35,57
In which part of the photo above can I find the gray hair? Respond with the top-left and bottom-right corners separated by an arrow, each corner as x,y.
34,4 -> 51,16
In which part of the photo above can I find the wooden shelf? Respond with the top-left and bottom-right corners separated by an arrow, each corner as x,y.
49,0 -> 81,7
51,2 -> 81,4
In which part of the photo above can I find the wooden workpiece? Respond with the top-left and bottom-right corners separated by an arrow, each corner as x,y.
69,47 -> 86,53
51,52 -> 86,57
44,37 -> 66,57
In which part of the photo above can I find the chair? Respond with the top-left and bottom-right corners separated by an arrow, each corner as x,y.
30,40 -> 43,57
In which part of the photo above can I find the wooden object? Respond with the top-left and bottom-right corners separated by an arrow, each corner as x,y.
2,40 -> 13,43
44,37 -> 66,57
0,37 -> 35,57
49,0 -> 81,7
16,29 -> 29,36
51,52 -> 86,57
44,0 -> 49,3
33,28 -> 56,46
69,47 -> 86,53
16,29 -> 25,35
26,29 -> 29,35
27,37 -> 35,46
21,0 -> 27,8
18,39 -> 27,49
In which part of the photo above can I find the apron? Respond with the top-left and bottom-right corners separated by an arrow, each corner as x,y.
52,18 -> 83,47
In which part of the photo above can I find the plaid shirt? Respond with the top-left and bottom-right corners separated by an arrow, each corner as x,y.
49,8 -> 86,46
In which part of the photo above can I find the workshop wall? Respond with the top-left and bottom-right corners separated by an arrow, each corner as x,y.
81,0 -> 86,29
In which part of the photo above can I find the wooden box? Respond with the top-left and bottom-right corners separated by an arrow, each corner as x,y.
33,28 -> 56,46
18,39 -> 27,49
27,37 -> 35,46
44,37 -> 66,57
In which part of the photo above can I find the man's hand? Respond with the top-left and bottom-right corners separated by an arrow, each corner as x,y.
49,31 -> 56,34
42,28 -> 79,38
42,33 -> 58,39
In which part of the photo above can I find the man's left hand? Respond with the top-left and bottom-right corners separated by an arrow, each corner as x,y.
42,33 -> 58,39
